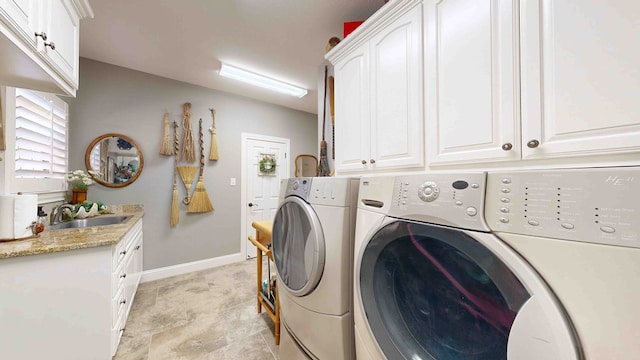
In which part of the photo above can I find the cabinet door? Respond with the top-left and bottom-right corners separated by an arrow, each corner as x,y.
370,4 -> 424,170
334,43 -> 371,172
520,0 -> 640,159
426,0 -> 520,165
38,0 -> 79,86
0,0 -> 37,46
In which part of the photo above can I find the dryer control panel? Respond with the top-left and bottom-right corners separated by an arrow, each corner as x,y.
486,166 -> 640,248
284,177 -> 313,200
388,172 -> 490,232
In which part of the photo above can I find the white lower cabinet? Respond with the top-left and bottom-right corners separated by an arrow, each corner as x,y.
427,0 -> 640,166
0,218 -> 143,360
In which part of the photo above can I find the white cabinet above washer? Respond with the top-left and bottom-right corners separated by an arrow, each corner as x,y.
0,0 -> 93,97
426,0 -> 640,166
327,0 -> 424,174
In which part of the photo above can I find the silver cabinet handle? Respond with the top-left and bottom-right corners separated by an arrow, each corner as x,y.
44,42 -> 55,50
361,160 -> 367,165
501,143 -> 513,151
370,159 -> 376,164
34,32 -> 47,41
527,140 -> 540,148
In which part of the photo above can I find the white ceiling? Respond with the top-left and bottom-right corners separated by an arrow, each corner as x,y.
79,0 -> 386,114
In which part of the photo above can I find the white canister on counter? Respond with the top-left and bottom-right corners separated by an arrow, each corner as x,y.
0,193 -> 38,240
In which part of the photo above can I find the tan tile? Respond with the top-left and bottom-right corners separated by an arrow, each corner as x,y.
147,312 -> 228,360
218,300 -> 271,344
131,286 -> 158,311
124,299 -> 189,337
260,327 -> 279,359
207,333 -> 275,360
114,333 -> 151,360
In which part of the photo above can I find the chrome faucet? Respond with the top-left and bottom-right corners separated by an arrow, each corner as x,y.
50,204 -> 75,225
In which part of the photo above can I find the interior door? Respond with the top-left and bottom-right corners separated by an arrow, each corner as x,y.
242,134 -> 290,259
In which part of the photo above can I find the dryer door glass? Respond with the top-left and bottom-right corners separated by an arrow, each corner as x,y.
272,196 -> 325,297
359,220 -> 531,360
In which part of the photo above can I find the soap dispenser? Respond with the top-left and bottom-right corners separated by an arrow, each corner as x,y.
35,206 -> 47,234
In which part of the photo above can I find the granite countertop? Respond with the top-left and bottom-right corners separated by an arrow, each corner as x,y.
0,204 -> 144,259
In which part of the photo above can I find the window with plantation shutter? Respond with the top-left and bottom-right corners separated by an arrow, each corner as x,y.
15,88 -> 68,180
2,87 -> 68,199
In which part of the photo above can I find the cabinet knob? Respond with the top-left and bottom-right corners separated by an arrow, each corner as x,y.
370,159 -> 376,164
361,160 -> 367,165
44,42 -> 55,50
34,32 -> 47,41
501,143 -> 513,151
120,250 -> 127,255
120,299 -> 126,305
120,273 -> 127,279
527,139 -> 540,148
135,245 -> 140,250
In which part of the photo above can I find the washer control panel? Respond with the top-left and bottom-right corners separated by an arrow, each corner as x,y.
486,166 -> 640,248
389,172 -> 489,231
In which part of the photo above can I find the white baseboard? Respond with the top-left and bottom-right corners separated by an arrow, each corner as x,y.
140,252 -> 245,283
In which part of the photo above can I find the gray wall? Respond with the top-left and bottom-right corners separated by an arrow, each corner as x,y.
66,59 -> 317,270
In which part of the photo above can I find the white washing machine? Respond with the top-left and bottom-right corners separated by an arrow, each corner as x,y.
353,167 -> 640,360
272,177 -> 359,360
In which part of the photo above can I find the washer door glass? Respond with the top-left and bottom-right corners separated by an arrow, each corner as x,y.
359,220 -> 531,360
272,196 -> 325,297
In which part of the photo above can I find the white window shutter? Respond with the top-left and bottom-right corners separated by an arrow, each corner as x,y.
14,88 -> 68,180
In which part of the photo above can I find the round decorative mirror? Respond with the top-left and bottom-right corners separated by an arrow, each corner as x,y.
85,133 -> 144,188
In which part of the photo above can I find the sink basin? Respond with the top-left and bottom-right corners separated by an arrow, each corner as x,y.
48,215 -> 132,231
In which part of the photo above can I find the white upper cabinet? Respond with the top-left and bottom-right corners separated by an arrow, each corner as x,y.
426,0 -> 520,165
428,0 -> 640,165
0,0 -> 92,96
520,0 -> 640,160
327,0 -> 424,174
333,43 -> 370,172
0,0 -> 37,47
38,0 -> 81,88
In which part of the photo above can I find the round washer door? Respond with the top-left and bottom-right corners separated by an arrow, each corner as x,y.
272,195 -> 325,297
357,219 -> 580,360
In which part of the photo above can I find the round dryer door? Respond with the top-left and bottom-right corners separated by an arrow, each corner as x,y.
272,196 -> 325,297
358,220 -> 579,360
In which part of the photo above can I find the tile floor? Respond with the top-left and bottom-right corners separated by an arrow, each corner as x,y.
114,258 -> 280,360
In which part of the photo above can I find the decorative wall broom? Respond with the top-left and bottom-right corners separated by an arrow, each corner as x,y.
188,118 -> 214,213
318,65 -> 331,177
180,102 -> 196,163
328,75 -> 335,160
177,165 -> 198,205
170,121 -> 180,227
209,108 -> 219,161
160,112 -> 173,156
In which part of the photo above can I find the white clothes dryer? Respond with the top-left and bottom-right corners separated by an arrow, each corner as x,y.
353,168 -> 640,360
273,177 -> 359,360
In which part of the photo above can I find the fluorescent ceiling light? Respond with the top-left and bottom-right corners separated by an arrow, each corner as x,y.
219,63 -> 308,98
